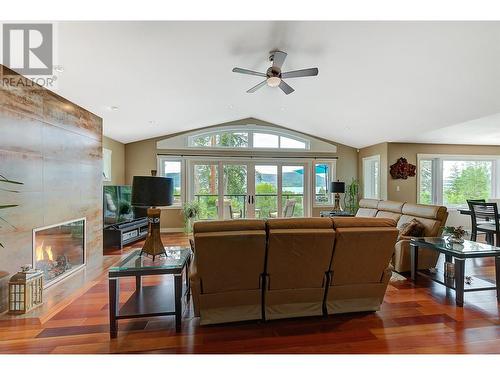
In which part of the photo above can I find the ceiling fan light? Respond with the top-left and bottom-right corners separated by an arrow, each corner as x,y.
266,76 -> 281,87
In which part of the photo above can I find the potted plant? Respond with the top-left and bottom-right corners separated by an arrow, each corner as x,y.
344,178 -> 359,213
182,201 -> 201,233
443,226 -> 467,244
0,174 -> 23,248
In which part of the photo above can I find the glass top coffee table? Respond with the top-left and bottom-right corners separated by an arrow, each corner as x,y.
410,237 -> 500,307
108,246 -> 191,338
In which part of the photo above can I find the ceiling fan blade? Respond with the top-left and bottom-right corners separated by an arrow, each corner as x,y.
232,67 -> 266,77
272,51 -> 287,70
247,80 -> 267,93
278,80 -> 294,95
281,68 -> 319,79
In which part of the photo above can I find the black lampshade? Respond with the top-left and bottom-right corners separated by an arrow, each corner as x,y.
331,181 -> 345,194
131,176 -> 173,207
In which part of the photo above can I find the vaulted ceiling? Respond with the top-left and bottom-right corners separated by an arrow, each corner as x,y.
52,21 -> 500,148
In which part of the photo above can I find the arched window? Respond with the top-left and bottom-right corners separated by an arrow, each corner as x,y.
187,127 -> 309,150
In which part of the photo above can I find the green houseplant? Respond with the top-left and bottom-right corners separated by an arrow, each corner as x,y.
344,178 -> 360,213
182,201 -> 201,233
442,226 -> 467,244
0,174 -> 24,248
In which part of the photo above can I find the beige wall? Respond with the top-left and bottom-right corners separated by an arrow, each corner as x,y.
358,142 -> 388,200
103,136 -> 125,185
125,122 -> 359,224
386,143 -> 500,203
357,142 -> 500,228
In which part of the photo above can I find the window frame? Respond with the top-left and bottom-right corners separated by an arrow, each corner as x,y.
157,156 -> 185,208
187,126 -> 310,151
312,159 -> 337,207
417,153 -> 500,208
362,154 -> 381,199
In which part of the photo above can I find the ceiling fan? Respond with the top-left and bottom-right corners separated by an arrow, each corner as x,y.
232,50 -> 319,95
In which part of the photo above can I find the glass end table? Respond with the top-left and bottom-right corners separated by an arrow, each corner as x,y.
108,246 -> 191,338
410,237 -> 500,307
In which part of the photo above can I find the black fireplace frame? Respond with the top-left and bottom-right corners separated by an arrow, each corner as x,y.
32,217 -> 86,289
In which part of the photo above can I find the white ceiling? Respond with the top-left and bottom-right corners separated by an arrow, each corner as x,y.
51,21 -> 500,148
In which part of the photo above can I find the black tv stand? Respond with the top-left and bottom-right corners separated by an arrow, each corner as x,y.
104,217 -> 149,249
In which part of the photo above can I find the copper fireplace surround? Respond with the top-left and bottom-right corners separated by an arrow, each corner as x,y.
32,218 -> 86,288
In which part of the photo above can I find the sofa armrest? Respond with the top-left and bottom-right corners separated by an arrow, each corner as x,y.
398,235 -> 413,241
189,255 -> 201,317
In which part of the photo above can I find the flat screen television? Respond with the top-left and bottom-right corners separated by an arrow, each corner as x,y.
103,185 -> 146,226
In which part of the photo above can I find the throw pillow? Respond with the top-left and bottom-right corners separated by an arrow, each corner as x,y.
400,219 -> 426,237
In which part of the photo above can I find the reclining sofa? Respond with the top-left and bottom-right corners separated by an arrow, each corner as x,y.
355,199 -> 448,273
190,217 -> 398,325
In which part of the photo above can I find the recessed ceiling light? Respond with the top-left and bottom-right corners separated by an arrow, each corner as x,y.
148,120 -> 158,125
53,65 -> 64,73
109,106 -> 119,111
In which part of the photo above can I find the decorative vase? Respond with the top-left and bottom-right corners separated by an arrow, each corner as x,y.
447,235 -> 464,244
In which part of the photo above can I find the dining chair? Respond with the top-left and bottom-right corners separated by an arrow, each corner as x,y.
468,201 -> 500,246
466,199 -> 486,241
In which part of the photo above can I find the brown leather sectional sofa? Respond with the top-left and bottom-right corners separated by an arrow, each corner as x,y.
355,199 -> 448,273
190,217 -> 399,325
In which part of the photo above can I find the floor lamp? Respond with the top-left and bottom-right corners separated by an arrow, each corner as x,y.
131,176 -> 173,260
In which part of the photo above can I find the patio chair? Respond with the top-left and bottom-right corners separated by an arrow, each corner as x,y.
269,199 -> 296,218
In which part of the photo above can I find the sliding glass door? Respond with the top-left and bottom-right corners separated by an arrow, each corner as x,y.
223,162 -> 249,219
192,162 -> 219,220
189,159 -> 309,219
254,164 -> 278,219
282,165 -> 305,217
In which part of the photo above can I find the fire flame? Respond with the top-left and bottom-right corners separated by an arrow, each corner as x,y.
35,241 -> 54,262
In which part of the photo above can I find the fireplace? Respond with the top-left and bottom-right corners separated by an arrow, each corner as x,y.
33,218 -> 86,288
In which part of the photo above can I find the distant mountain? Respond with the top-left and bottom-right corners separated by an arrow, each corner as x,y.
256,172 -> 326,188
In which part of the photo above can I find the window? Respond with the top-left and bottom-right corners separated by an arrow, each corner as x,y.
313,161 -> 335,205
158,157 -> 183,206
280,136 -> 306,149
253,133 -> 279,148
188,127 -> 309,150
103,148 -> 112,182
191,132 -> 249,148
418,155 -> 500,208
363,155 -> 380,199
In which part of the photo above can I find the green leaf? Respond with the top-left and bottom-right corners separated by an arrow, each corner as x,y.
0,188 -> 21,193
0,205 -> 18,209
0,174 -> 23,185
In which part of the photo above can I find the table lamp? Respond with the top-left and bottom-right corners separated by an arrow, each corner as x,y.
331,180 -> 345,211
131,176 -> 173,260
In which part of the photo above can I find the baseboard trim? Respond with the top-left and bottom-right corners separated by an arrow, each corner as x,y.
160,228 -> 185,233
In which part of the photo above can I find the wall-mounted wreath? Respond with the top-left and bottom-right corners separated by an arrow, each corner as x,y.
390,157 -> 416,179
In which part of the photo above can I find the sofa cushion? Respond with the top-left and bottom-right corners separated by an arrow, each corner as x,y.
402,203 -> 447,221
358,198 -> 381,209
377,200 -> 405,213
333,217 -> 396,228
194,219 -> 265,233
375,210 -> 401,222
267,217 -> 333,230
356,208 -> 378,217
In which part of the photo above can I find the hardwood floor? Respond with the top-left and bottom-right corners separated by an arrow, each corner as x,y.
1,233 -> 500,354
